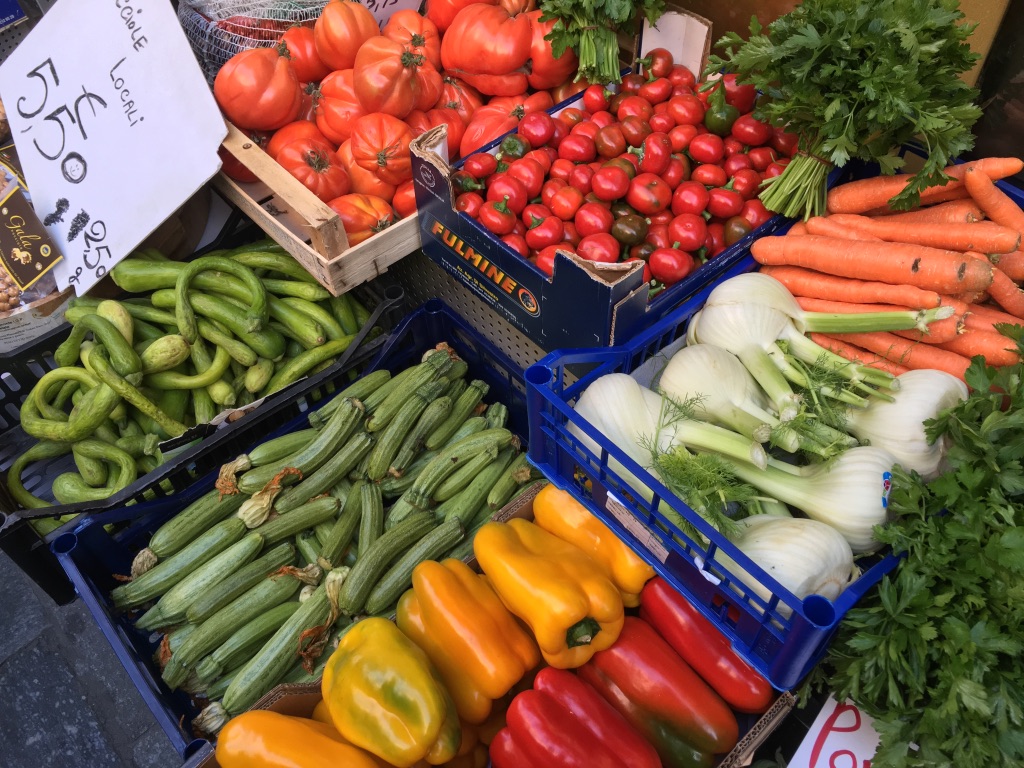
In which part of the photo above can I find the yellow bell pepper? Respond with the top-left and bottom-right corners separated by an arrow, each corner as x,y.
474,519 -> 625,669
532,484 -> 656,607
397,559 -> 541,725
216,710 -> 381,768
322,617 -> 462,768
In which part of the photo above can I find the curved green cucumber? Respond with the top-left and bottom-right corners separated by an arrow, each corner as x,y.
260,336 -> 356,397
145,343 -> 232,390
6,441 -> 72,509
175,256 -> 268,342
262,279 -> 329,301
140,335 -> 191,374
96,300 -> 134,344
55,314 -> 142,377
20,381 -> 122,443
150,289 -> 285,360
89,348 -> 188,438
328,295 -> 359,335
230,251 -> 316,282
279,298 -> 345,341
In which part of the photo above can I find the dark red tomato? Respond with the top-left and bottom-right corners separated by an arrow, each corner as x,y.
456,191 -> 484,217
617,95 -> 654,122
568,164 -> 595,196
644,48 -> 675,78
549,157 -> 576,181
620,116 -> 652,148
691,163 -> 728,187
589,110 -> 616,129
583,85 -> 612,114
463,153 -> 497,180
548,117 -> 568,149
577,232 -> 621,263
723,153 -> 754,176
626,172 -> 672,215
486,174 -> 529,214
741,199 -> 773,229
723,215 -> 753,246
624,256 -> 653,284
653,101 -> 670,114
661,155 -> 690,189
525,215 -> 565,250
549,185 -> 586,221
522,202 -> 553,226
535,243 -> 572,276
731,114 -> 772,147
649,112 -> 676,134
524,148 -> 553,174
451,169 -> 484,194
478,198 -> 517,234
649,246 -> 695,285
574,202 -> 615,237
668,213 -> 707,252
705,221 -> 726,257
610,213 -> 648,246
559,134 -> 597,163
501,232 -> 530,258
518,111 -> 556,148
747,146 -> 778,172
630,241 -> 656,261
688,134 -> 725,165
722,74 -> 757,114
646,222 -> 670,249
541,177 -> 567,207
671,84 -> 695,98
667,95 -> 705,126
723,137 -> 746,157
607,91 -> 628,115
647,209 -> 674,227
707,188 -> 744,219
507,158 -> 546,198
770,126 -> 799,157
558,107 -> 587,127
672,181 -> 710,216
668,65 -> 696,89
620,73 -> 646,95
668,124 -> 699,153
639,77 -> 673,105
562,221 -> 581,246
592,165 -> 631,201
731,168 -> 763,200
594,124 -> 627,159
583,192 -> 612,208
634,133 -> 673,176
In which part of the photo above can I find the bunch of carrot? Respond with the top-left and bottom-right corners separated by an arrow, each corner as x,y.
750,156 -> 1024,383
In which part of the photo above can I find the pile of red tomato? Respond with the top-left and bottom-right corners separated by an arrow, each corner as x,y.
211,0 -> 580,247
455,48 -> 799,290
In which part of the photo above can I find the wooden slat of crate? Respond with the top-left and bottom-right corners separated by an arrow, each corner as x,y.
214,122 -> 421,296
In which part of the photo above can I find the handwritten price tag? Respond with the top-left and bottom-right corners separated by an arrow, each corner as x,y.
0,0 -> 226,294
790,696 -> 880,768
362,0 -> 421,29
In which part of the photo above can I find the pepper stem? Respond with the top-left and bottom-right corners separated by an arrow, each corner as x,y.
565,617 -> 602,648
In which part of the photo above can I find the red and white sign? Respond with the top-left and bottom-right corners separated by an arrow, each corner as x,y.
790,695 -> 880,768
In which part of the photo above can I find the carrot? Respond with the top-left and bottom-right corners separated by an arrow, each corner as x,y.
991,251 -> 1024,282
804,217 -> 883,241
760,265 -> 943,309
794,296 -> 963,343
869,199 -> 984,225
961,301 -> 1023,332
808,332 -> 910,376
750,235 -> 994,294
823,331 -> 971,381
859,187 -> 972,216
826,158 -> 1024,215
963,166 -> 1024,236
826,214 -> 1021,254
938,330 -> 1021,367
795,297 -> 911,314
980,266 -> 1024,319
788,221 -> 809,236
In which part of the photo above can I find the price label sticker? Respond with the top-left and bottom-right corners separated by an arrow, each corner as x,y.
362,0 -> 422,29
0,0 -> 227,294
605,492 -> 670,563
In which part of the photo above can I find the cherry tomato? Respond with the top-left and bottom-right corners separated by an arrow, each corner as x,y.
690,163 -> 728,187
525,215 -> 565,250
722,137 -> 745,157
723,215 -> 753,246
575,201 -> 615,237
610,213 -> 649,246
617,95 -> 654,123
649,112 -> 676,134
549,157 -> 576,181
522,202 -> 553,227
589,110 -> 616,129
624,256 -> 653,284
455,191 -> 484,217
602,156 -> 637,180
731,168 -> 763,200
577,232 -> 621,263
562,221 -> 581,246
501,233 -> 530,258
647,209 -> 674,226
630,241 -> 656,261
614,152 -> 641,175
558,107 -> 587,127
570,121 -> 601,143
518,111 -> 556,148
639,77 -> 673,105
478,198 -> 517,234
524,148 -> 553,174
672,181 -> 710,216
568,164 -> 595,196
668,124 -> 699,153
486,174 -> 529,214
688,134 -> 725,165
463,153 -> 497,180
548,118 -> 568,149
661,155 -> 690,189
649,246 -> 695,285
513,218 -> 527,236
644,48 -> 675,78
646,222 -> 670,249
723,153 -> 754,176
747,147 -> 778,172
731,114 -> 773,147
541,177 -> 567,207
722,74 -> 757,113
535,243 -> 571,276
705,221 -> 726,257
583,85 -> 612,113
620,116 -> 652,148
740,198 -> 773,229
668,213 -> 707,252
667,95 -> 705,126
667,65 -> 696,89
591,165 -> 631,201
707,188 -> 744,219
584,191 -> 612,208
594,124 -> 627,158
559,134 -> 597,163
626,172 -> 672,215
770,127 -> 799,157
507,157 -> 546,198
549,185 -> 586,221
620,73 -> 646,94
634,132 -> 673,176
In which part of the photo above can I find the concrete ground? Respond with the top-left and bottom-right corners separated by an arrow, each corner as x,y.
0,552 -> 180,768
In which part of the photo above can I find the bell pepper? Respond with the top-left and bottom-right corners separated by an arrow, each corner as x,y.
640,577 -> 774,714
322,617 -> 462,768
474,519 -> 625,668
216,710 -> 381,768
578,616 -> 740,768
532,484 -> 655,607
396,558 -> 541,724
489,667 -> 661,768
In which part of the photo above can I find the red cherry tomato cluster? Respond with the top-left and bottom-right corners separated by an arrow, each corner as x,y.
457,48 -> 797,291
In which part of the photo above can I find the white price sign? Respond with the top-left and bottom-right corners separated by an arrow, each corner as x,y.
364,0 -> 422,29
790,695 -> 880,768
0,0 -> 227,294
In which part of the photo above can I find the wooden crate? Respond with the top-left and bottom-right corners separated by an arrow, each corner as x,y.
212,122 -> 421,297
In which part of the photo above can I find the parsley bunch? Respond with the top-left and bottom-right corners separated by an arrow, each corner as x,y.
813,327 -> 1024,767
708,0 -> 982,218
540,0 -> 666,84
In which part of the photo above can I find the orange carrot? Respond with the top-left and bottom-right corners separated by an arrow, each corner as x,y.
804,217 -> 883,241
808,332 -> 910,376
760,265 -> 943,308
795,296 -> 963,343
938,330 -> 1021,367
795,297 -> 911,314
826,214 -> 1021,254
869,199 -> 985,225
750,235 -> 994,294
963,166 -> 1024,235
823,331 -> 971,381
788,221 -> 809,236
826,158 -> 1024,214
962,301 -> 1023,332
981,266 -> 1024,319
859,187 -> 972,216
992,251 -> 1024,282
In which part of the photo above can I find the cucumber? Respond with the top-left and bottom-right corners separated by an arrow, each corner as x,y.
185,542 -> 296,624
366,381 -> 447,481
307,370 -> 391,428
194,601 -> 300,686
425,380 -> 489,450
356,483 -> 384,559
273,431 -> 374,513
254,497 -> 340,545
317,482 -> 363,570
438,448 -> 515,527
363,519 -> 464,615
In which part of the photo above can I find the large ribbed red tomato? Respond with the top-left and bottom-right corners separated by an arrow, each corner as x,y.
267,120 -> 330,160
434,76 -> 484,124
459,91 -> 553,157
277,137 -> 351,202
279,25 -> 330,83
314,70 -> 367,145
353,36 -> 443,119
406,107 -> 466,159
337,140 -> 396,202
524,10 -> 578,90
382,10 -> 442,69
313,0 -> 378,71
349,113 -> 415,186
328,193 -> 396,245
425,0 -> 498,33
213,45 -> 302,131
440,3 -> 532,96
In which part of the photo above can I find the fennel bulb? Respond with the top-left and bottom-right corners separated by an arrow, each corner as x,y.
845,369 -> 968,481
717,515 -> 856,618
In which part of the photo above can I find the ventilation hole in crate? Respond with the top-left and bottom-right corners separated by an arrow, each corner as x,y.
1,370 -> 18,392
27,361 -> 47,380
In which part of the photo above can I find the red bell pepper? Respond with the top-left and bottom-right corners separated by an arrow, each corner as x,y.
640,577 -> 775,714
489,667 -> 660,768
578,616 -> 739,768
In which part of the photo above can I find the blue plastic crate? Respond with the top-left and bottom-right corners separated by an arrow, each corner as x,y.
525,250 -> 906,691
50,299 -> 528,757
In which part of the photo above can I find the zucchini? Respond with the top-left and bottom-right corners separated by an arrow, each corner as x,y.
204,665 -> 241,701
425,380 -> 490,450
432,445 -> 500,503
356,483 -> 384,558
366,381 -> 447,481
317,481 -> 363,570
407,428 -> 515,511
441,416 -> 487,448
274,431 -> 374,513
185,541 -> 296,624
444,377 -> 467,402
485,402 -> 509,430
314,520 -> 337,548
337,512 -> 435,615
379,451 -> 435,498
307,370 -> 391,428
437,448 -> 515,527
112,518 -> 247,610
164,623 -> 197,658
365,352 -> 453,432
363,519 -> 464,615
194,601 -> 300,686
138,489 -> 247,565
254,497 -> 340,546
246,429 -> 319,467
487,453 -> 534,510
294,531 -> 321,567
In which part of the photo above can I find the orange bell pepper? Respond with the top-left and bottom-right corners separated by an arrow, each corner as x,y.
216,710 -> 381,768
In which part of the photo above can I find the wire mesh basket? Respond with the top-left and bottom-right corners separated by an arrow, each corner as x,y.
178,0 -> 328,84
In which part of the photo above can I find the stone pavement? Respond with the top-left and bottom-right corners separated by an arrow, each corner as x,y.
0,552 -> 181,768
